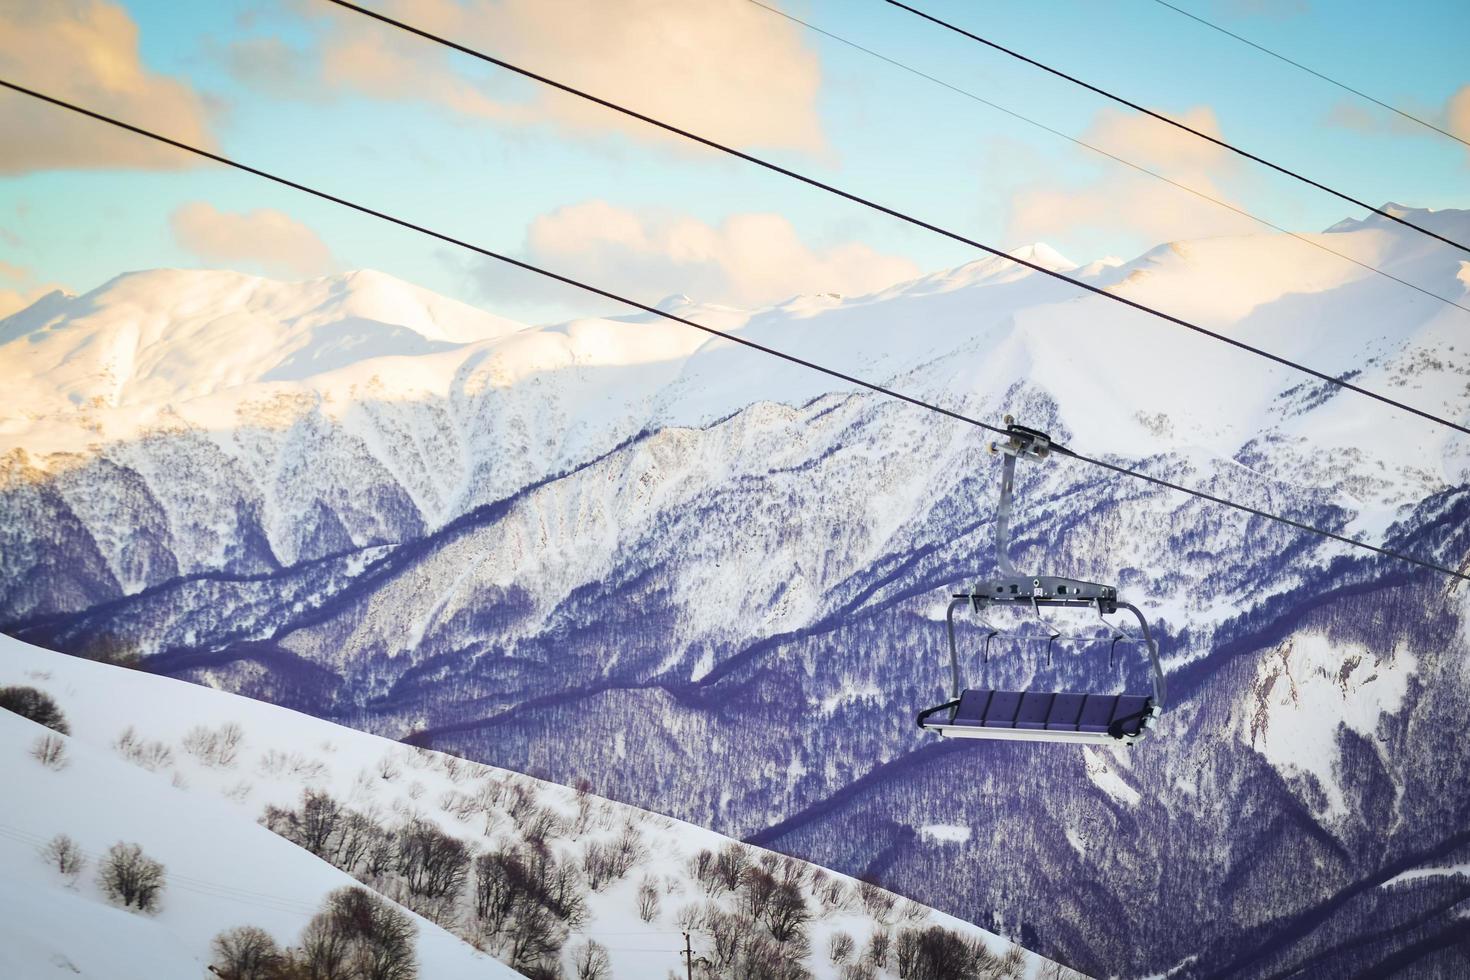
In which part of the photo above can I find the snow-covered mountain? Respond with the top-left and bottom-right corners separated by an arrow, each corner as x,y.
1,631 -> 1062,979
3,204 -> 1470,977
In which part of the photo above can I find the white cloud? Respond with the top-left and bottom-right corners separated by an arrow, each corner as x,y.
0,0 -> 216,173
310,0 -> 826,152
170,202 -> 336,279
1005,105 -> 1259,250
512,200 -> 919,308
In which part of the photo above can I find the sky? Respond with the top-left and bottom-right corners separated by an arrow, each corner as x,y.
0,0 -> 1467,323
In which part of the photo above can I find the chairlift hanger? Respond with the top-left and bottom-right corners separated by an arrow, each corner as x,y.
918,418 -> 1167,745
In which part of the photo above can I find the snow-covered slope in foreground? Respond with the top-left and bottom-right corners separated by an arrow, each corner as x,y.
0,635 -> 516,979
0,632 -> 1071,980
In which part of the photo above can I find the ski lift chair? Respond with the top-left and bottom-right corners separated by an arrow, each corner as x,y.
917,419 -> 1166,745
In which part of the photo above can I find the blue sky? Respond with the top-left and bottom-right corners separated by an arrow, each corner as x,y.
1,0 -> 1466,322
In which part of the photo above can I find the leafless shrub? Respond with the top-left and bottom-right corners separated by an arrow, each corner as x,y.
840,961 -> 877,980
821,876 -> 852,911
0,685 -> 69,733
705,907 -> 743,969
376,754 -> 403,782
114,726 -> 174,771
256,749 -> 326,780
521,804 -> 564,847
858,880 -> 896,921
98,841 -> 165,912
39,833 -> 86,880
263,788 -> 342,857
828,930 -> 855,963
210,925 -> 285,980
571,938 -> 611,980
636,876 -> 662,923
182,721 -> 244,768
899,897 -> 929,924
675,901 -> 706,933
31,733 -> 67,769
573,779 -> 596,834
999,945 -> 1027,978
582,841 -> 617,891
865,929 -> 891,969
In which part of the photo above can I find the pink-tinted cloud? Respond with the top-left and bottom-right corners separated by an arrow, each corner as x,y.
522,200 -> 919,307
1448,85 -> 1470,148
170,202 -> 336,279
0,0 -> 216,173
1005,105 -> 1259,249
310,0 -> 826,153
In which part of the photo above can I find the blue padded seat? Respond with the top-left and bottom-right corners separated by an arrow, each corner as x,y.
948,688 -> 1152,739
953,689 -> 992,724
1045,693 -> 1086,731
984,691 -> 1024,727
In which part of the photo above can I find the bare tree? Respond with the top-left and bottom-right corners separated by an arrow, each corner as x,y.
303,886 -> 418,980
764,882 -> 810,943
741,867 -> 779,922
0,685 -> 69,733
506,897 -> 564,971
715,842 -> 751,894
740,933 -> 811,980
895,925 -> 992,980
395,817 -> 470,904
30,733 -> 67,769
828,930 -> 855,963
98,842 -> 165,912
865,929 -> 891,970
210,925 -> 285,980
39,833 -> 85,880
571,938 -> 611,980
582,841 -> 618,891
636,876 -> 662,923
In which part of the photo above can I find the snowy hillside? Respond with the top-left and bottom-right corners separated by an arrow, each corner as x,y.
0,631 -> 1070,979
3,205 -> 1470,976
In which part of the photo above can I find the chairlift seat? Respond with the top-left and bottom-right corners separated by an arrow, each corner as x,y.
913,420 -> 1167,747
922,688 -> 1158,744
